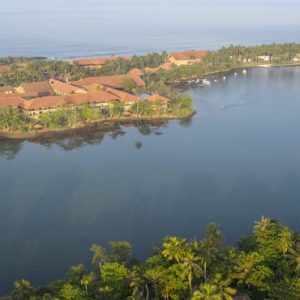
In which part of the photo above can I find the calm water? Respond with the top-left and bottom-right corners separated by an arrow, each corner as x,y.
0,0 -> 300,58
0,67 -> 300,292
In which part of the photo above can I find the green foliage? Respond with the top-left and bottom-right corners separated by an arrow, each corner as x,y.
90,244 -> 108,269
109,241 -> 133,263
121,78 -> 136,93
0,107 -> 33,132
11,280 -> 34,300
6,218 -> 300,299
59,283 -> 84,300
130,101 -> 152,116
100,262 -> 129,299
110,102 -> 125,118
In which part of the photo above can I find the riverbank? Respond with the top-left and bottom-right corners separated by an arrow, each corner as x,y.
0,112 -> 195,140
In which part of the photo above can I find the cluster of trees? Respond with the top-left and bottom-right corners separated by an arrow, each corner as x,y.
4,217 -> 300,299
97,52 -> 168,76
145,43 -> 300,83
214,43 -> 300,64
0,107 -> 33,132
0,60 -> 86,87
0,53 -> 167,87
1,43 -> 299,87
0,96 -> 193,133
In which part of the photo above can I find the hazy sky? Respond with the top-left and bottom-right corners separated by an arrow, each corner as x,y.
0,0 -> 299,57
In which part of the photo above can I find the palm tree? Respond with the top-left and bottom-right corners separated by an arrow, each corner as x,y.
277,228 -> 293,257
90,244 -> 108,270
287,242 -> 300,274
254,216 -> 271,233
181,252 -> 203,292
80,272 -> 94,296
191,284 -> 222,300
162,236 -> 188,263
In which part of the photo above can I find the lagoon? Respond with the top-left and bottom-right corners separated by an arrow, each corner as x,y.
0,67 -> 300,293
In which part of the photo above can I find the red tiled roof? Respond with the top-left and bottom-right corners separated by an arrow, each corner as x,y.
0,85 -> 14,93
50,79 -> 85,95
73,55 -> 130,66
127,68 -> 143,77
84,84 -> 104,93
20,91 -> 40,99
71,74 -> 145,90
146,94 -> 170,103
0,65 -> 10,73
127,71 -> 145,87
20,81 -> 53,96
20,92 -> 119,110
170,50 -> 208,61
74,57 -> 112,66
104,87 -> 139,103
0,94 -> 25,108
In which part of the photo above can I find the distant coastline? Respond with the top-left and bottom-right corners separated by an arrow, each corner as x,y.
1,43 -> 299,140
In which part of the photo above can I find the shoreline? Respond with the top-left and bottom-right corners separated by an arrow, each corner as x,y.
0,112 -> 195,141
167,62 -> 300,87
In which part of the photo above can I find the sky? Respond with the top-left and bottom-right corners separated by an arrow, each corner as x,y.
0,0 -> 299,57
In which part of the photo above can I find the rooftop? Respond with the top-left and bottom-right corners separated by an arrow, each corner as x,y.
71,73 -> 145,90
20,81 -> 53,97
170,50 -> 208,61
50,79 -> 86,95
0,94 -> 25,108
20,92 -> 119,110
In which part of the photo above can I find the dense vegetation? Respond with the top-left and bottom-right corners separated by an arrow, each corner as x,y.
1,43 -> 299,88
144,43 -> 300,84
0,95 -> 193,133
0,53 -> 167,87
1,43 -> 299,134
3,217 -> 300,299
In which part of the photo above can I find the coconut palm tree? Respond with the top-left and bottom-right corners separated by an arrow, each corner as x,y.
162,236 -> 188,263
191,284 -> 222,300
277,228 -> 293,257
287,242 -> 300,275
181,252 -> 203,292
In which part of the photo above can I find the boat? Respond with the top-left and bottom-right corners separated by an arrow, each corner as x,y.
202,79 -> 211,86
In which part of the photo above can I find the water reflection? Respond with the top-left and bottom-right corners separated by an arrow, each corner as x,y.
134,141 -> 143,150
0,139 -> 24,160
1,67 -> 300,293
0,120 -> 176,159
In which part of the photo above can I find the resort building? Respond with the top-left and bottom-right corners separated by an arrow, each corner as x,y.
168,50 -> 208,65
0,94 -> 25,108
293,54 -> 300,62
145,94 -> 170,104
50,79 -> 87,95
103,87 -> 140,110
0,85 -> 14,94
71,72 -> 145,90
257,55 -> 272,62
72,55 -> 130,69
19,92 -> 120,117
15,80 -> 54,97
0,65 -> 10,73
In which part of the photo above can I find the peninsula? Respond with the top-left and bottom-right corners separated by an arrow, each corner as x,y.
0,43 -> 299,139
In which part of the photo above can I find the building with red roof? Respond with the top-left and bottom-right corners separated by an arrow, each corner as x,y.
168,50 -> 208,65
0,94 -> 25,108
